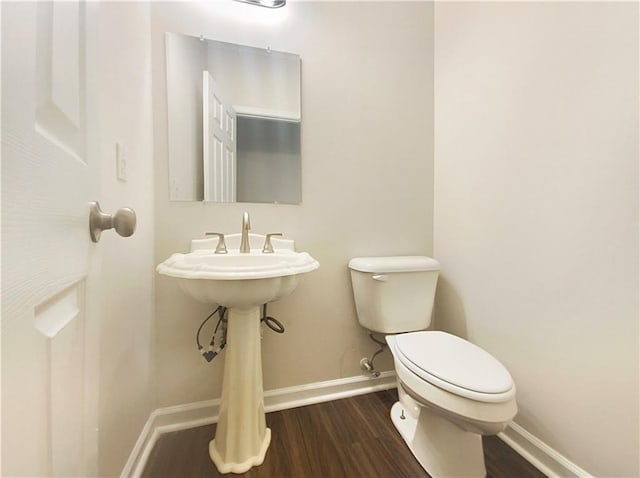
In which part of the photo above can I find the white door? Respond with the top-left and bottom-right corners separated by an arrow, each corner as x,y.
203,71 -> 237,202
2,2 -> 101,476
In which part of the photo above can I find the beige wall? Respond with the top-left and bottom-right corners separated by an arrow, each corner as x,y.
96,3 -> 156,475
433,3 -> 639,476
151,2 -> 434,407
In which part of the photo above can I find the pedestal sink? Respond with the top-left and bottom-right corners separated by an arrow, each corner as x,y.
156,232 -> 319,473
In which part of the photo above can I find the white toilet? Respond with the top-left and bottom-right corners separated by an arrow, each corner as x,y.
349,256 -> 517,478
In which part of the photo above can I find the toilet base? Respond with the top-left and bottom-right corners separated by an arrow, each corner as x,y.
390,401 -> 486,478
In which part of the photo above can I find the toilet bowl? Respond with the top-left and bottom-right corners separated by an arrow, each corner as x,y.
388,332 -> 517,477
348,256 -> 517,478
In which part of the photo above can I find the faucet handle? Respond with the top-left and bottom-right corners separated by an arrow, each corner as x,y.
205,232 -> 228,254
262,233 -> 283,253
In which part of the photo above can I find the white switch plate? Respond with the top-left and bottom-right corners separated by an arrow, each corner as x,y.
116,143 -> 127,182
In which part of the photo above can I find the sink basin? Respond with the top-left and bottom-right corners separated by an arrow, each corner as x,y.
156,248 -> 319,308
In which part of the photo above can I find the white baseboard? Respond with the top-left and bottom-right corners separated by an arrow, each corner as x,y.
122,371 -> 592,478
121,371 -> 397,477
499,422 -> 594,478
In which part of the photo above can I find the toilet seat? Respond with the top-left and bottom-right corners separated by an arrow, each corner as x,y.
395,331 -> 515,403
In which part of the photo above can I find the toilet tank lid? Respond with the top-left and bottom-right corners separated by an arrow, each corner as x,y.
348,256 -> 440,273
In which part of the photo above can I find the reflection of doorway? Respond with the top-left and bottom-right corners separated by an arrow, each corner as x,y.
236,115 -> 301,204
203,71 -> 236,202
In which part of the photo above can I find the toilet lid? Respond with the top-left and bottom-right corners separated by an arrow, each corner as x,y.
395,331 -> 514,397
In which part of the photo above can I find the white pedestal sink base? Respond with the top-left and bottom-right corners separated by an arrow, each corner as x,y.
210,429 -> 271,474
209,307 -> 270,474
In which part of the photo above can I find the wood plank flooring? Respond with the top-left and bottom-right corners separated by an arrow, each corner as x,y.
142,390 -> 544,478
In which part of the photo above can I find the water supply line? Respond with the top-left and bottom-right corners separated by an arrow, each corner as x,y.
196,303 -> 284,363
196,306 -> 227,362
360,333 -> 387,377
261,303 -> 285,334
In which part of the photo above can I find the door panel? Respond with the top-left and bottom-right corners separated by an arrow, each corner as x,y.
1,1 -> 98,476
35,1 -> 86,159
48,283 -> 86,477
203,70 -> 237,202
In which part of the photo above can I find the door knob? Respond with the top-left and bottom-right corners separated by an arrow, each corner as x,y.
89,201 -> 136,243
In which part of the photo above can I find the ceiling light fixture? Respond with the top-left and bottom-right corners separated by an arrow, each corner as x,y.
234,0 -> 286,8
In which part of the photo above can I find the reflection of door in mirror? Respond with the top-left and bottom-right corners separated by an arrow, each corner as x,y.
203,71 -> 236,202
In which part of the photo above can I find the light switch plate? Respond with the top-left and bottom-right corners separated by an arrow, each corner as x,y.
116,143 -> 128,182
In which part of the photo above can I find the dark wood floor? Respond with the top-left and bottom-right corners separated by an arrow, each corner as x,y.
142,390 -> 544,478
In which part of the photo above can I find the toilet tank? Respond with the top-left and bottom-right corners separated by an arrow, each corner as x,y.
348,256 -> 440,334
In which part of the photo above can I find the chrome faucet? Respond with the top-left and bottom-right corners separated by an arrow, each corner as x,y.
240,211 -> 251,253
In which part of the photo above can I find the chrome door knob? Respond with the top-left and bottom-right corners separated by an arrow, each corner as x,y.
89,201 -> 137,243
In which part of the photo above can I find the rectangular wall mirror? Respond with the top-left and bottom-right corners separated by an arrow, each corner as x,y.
165,32 -> 302,204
